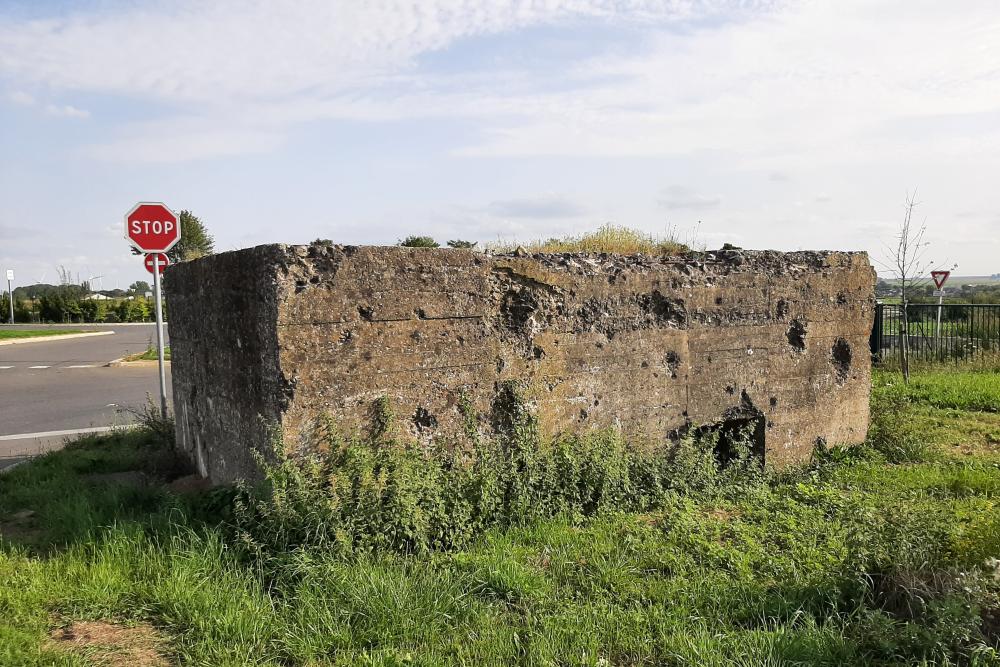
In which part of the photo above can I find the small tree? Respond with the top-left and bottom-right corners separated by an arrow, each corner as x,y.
399,236 -> 439,248
129,280 -> 151,294
170,210 -> 215,262
447,239 -> 477,248
877,192 -> 952,383
131,210 -> 215,263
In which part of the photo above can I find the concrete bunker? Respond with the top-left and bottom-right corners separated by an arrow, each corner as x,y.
166,244 -> 876,483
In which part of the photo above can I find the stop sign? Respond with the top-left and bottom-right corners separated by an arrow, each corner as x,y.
144,253 -> 170,274
125,202 -> 180,253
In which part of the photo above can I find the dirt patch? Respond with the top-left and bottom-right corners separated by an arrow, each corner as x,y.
47,620 -> 170,667
0,508 -> 42,544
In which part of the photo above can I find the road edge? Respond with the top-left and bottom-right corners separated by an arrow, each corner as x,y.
0,331 -> 115,346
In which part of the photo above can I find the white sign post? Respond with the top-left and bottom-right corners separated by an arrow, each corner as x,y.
931,270 -> 950,351
5,269 -> 13,324
124,203 -> 180,418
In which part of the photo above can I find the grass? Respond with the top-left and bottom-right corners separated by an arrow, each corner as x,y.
124,345 -> 171,362
1,372 -> 999,665
0,329 -> 86,340
489,223 -> 690,256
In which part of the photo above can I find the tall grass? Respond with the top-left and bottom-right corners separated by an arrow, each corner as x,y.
489,223 -> 690,256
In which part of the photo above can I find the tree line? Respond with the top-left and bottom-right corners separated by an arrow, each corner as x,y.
2,211 -> 214,324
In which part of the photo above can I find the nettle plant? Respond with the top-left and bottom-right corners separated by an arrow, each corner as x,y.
234,382 -> 764,557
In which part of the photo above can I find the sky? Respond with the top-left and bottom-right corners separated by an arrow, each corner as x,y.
1,0 -> 998,290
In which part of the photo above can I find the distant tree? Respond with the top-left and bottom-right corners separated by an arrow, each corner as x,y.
447,239 -> 477,249
79,299 -> 107,323
399,236 -> 439,248
169,210 -> 215,262
129,280 -> 151,294
312,238 -> 334,247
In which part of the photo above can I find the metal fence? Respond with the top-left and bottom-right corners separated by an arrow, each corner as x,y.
870,303 -> 1000,364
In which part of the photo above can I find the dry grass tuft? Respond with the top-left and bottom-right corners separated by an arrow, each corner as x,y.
47,620 -> 170,667
490,224 -> 690,256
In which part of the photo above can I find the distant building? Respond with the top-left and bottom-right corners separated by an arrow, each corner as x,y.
85,293 -> 111,300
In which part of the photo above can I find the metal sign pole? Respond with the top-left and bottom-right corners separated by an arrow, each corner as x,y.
152,254 -> 168,418
935,293 -> 944,353
7,278 -> 13,324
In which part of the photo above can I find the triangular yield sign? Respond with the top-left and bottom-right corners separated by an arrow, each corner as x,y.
931,270 -> 950,289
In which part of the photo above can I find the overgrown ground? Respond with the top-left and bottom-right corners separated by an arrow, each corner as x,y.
123,345 -> 171,362
0,329 -> 86,340
1,370 -> 999,666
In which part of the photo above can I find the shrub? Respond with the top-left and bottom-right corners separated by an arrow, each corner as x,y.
234,385 -> 765,558
399,236 -> 440,248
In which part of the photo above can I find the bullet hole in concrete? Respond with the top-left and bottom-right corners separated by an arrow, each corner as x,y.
664,351 -> 681,378
725,385 -> 735,395
776,298 -> 789,319
339,330 -> 353,344
641,360 -> 649,368
769,396 -> 777,408
695,390 -> 766,466
579,409 -> 589,421
786,319 -> 807,352
532,345 -> 545,360
412,407 -> 437,431
410,330 -> 423,342
715,296 -> 724,305
294,279 -> 308,294
641,290 -> 686,326
358,305 -> 374,321
309,275 -> 321,284
593,399 -> 600,407
836,291 -> 848,305
414,308 -> 428,320
831,338 -> 852,384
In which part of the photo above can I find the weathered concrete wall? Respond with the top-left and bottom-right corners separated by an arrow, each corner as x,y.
166,244 -> 875,483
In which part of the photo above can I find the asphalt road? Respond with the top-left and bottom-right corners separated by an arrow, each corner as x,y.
0,323 -> 171,469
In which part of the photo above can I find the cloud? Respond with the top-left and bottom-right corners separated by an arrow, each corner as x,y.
487,195 -> 586,219
658,186 -> 721,211
44,103 -> 89,118
83,117 -> 282,162
0,0 -> 767,161
8,90 -> 34,106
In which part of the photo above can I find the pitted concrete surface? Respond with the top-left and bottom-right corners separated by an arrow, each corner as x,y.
167,244 -> 875,483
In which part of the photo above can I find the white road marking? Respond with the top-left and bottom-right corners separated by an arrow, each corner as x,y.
0,425 -> 138,442
65,364 -> 97,368
29,365 -> 50,369
0,366 -> 12,369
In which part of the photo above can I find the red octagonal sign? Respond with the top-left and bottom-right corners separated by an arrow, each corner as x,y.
125,202 -> 180,254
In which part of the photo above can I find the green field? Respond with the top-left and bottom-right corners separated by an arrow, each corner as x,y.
0,329 -> 86,340
1,371 -> 999,665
